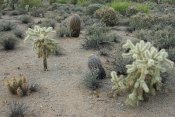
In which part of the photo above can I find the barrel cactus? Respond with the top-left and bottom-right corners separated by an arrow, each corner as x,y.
88,54 -> 106,79
111,40 -> 174,106
69,14 -> 81,37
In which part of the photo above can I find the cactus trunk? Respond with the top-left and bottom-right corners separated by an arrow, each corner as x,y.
43,46 -> 48,71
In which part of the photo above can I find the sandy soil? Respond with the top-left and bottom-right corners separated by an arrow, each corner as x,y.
0,15 -> 175,117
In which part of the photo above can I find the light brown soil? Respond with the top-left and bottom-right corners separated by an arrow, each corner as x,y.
0,15 -> 175,117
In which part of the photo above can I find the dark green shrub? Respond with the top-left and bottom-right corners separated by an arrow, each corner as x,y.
0,21 -> 16,31
0,33 -> 18,50
20,15 -> 32,24
86,4 -> 103,15
9,102 -> 28,117
95,7 -> 119,26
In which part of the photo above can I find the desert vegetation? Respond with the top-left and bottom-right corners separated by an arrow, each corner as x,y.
0,0 -> 175,116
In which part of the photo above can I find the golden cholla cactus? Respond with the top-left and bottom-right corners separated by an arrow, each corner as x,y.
25,25 -> 57,71
111,40 -> 174,106
6,74 -> 30,97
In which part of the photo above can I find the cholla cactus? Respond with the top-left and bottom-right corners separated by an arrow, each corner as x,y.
111,40 -> 174,106
6,74 -> 30,97
25,25 -> 57,71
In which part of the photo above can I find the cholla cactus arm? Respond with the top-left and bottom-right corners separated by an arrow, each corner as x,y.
111,39 -> 174,106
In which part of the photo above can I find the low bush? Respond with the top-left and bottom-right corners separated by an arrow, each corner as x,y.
86,4 -> 103,15
56,26 -> 71,37
31,7 -> 45,17
83,69 -> 100,90
41,19 -> 57,29
0,21 -> 16,31
0,33 -> 18,50
95,7 -> 119,26
13,28 -> 24,39
20,15 -> 32,24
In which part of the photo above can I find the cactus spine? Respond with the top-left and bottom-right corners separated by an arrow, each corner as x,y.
111,40 -> 174,106
69,14 -> 81,37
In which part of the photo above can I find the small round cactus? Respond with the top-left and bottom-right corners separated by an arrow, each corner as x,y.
69,14 -> 81,37
88,54 -> 106,79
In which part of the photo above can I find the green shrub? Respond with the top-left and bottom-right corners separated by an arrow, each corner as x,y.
20,15 -> 32,24
56,26 -> 71,37
111,1 -> 150,15
9,10 -> 19,16
130,13 -> 175,30
0,21 -> 16,31
0,33 -> 18,50
86,4 -> 103,15
95,7 -> 119,26
13,28 -> 24,39
9,102 -> 28,117
20,0 -> 42,8
41,19 -> 57,29
83,69 -> 100,90
31,7 -> 44,17
87,23 -> 110,35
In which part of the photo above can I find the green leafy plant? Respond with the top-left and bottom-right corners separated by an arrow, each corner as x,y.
25,25 -> 57,71
111,40 -> 174,106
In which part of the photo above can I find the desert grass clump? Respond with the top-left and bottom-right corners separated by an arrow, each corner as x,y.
111,40 -> 174,106
19,15 -> 32,24
83,69 -> 100,90
9,101 -> 28,117
56,26 -> 71,37
0,21 -> 16,31
41,19 -> 57,29
69,14 -> 81,37
88,54 -> 106,79
0,33 -> 18,50
13,28 -> 24,39
95,7 -> 119,26
25,25 -> 57,71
